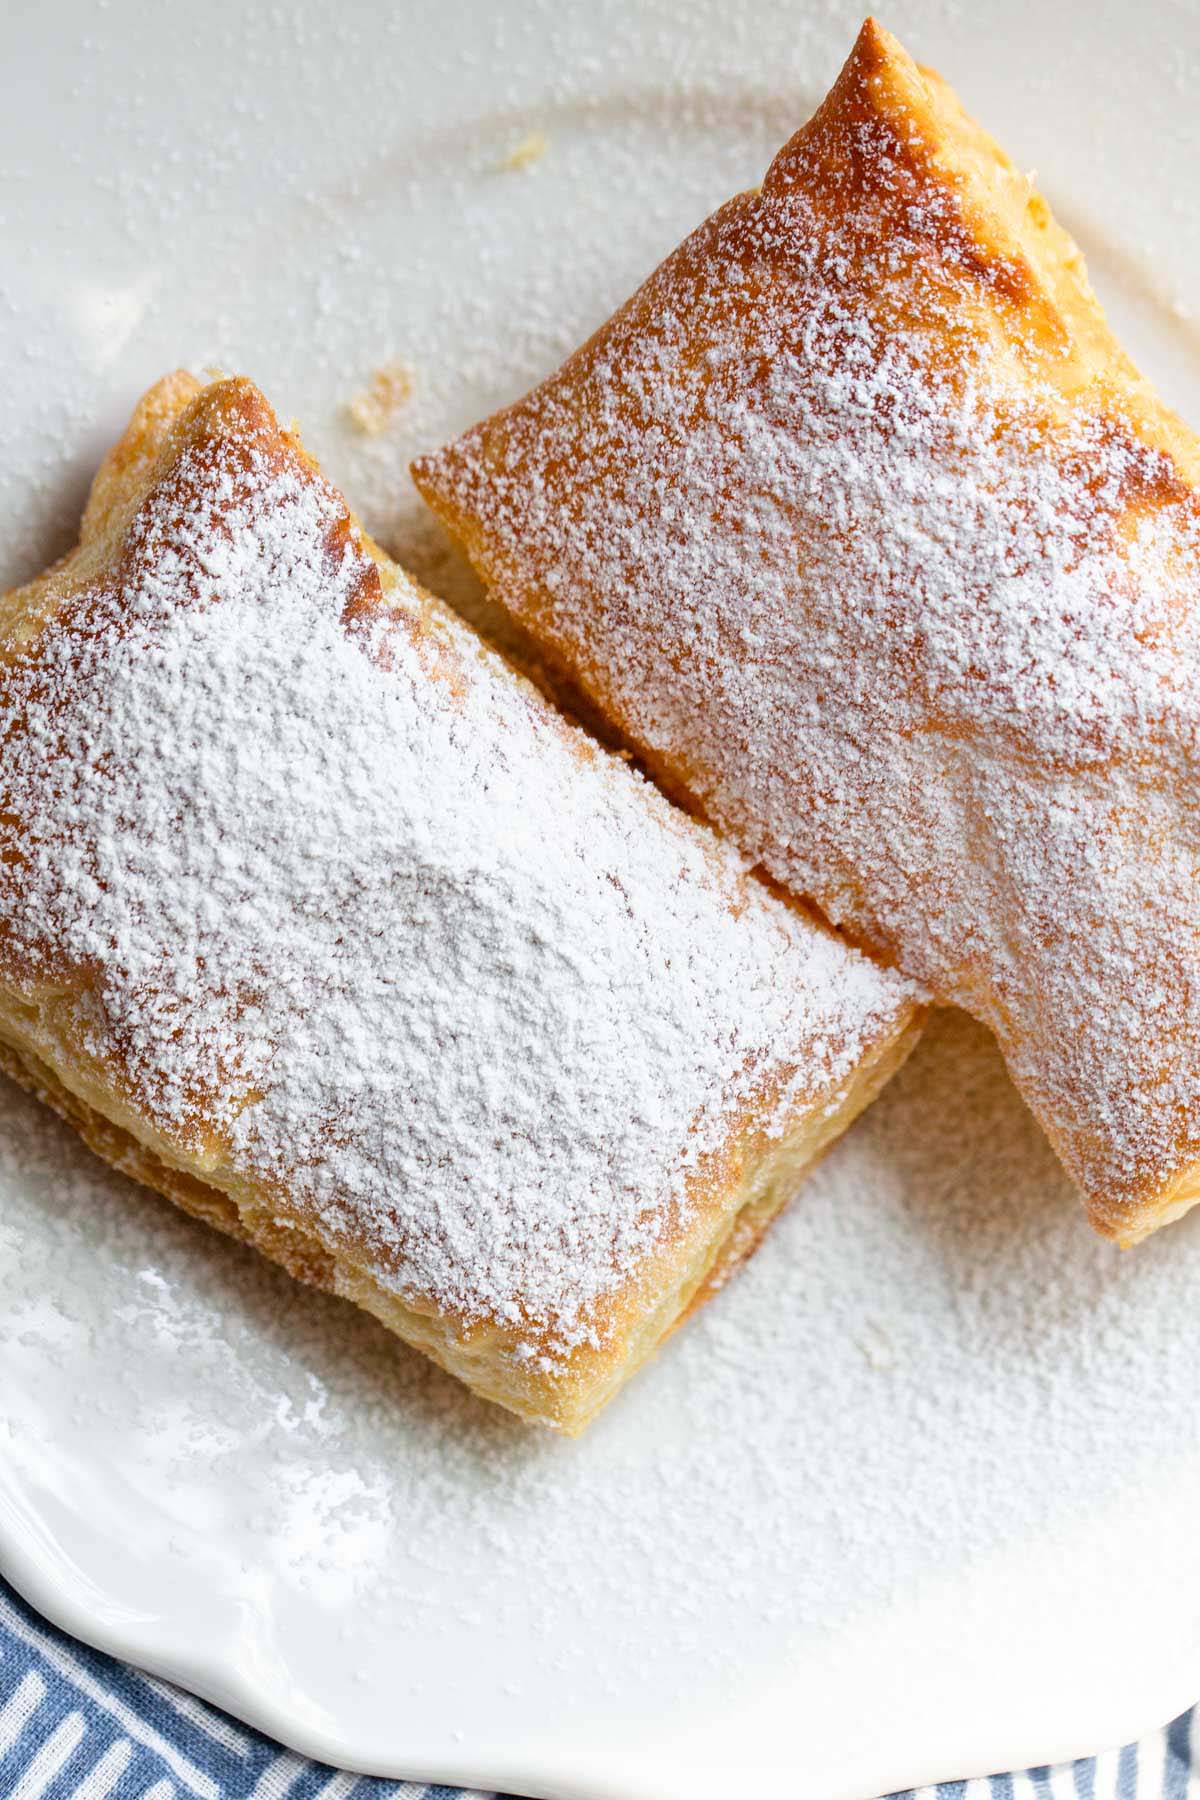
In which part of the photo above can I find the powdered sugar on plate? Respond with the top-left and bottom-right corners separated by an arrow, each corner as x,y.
6,1 -> 1200,1790
6,1005 -> 1200,1786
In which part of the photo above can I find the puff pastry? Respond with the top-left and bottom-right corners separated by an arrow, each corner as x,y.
0,372 -> 918,1431
414,18 -> 1200,1246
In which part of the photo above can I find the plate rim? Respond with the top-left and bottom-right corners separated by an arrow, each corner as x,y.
4,1487 -> 1200,1800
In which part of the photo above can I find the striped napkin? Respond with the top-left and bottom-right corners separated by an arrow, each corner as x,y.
0,1574 -> 1188,1799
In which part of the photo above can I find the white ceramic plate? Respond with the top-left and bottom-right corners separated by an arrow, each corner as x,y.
5,2 -> 1200,1795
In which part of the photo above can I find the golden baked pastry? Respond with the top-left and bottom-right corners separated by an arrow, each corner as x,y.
0,372 -> 919,1431
413,18 -> 1200,1247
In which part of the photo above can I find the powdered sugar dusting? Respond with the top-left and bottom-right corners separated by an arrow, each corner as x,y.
418,51 -> 1200,1230
0,387 -> 908,1356
7,1 -> 1200,1778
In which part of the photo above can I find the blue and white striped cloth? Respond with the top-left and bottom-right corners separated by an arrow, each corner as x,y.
0,1574 -> 1190,1799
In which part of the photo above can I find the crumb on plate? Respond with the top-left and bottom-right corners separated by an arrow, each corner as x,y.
497,130 -> 549,173
345,362 -> 415,437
